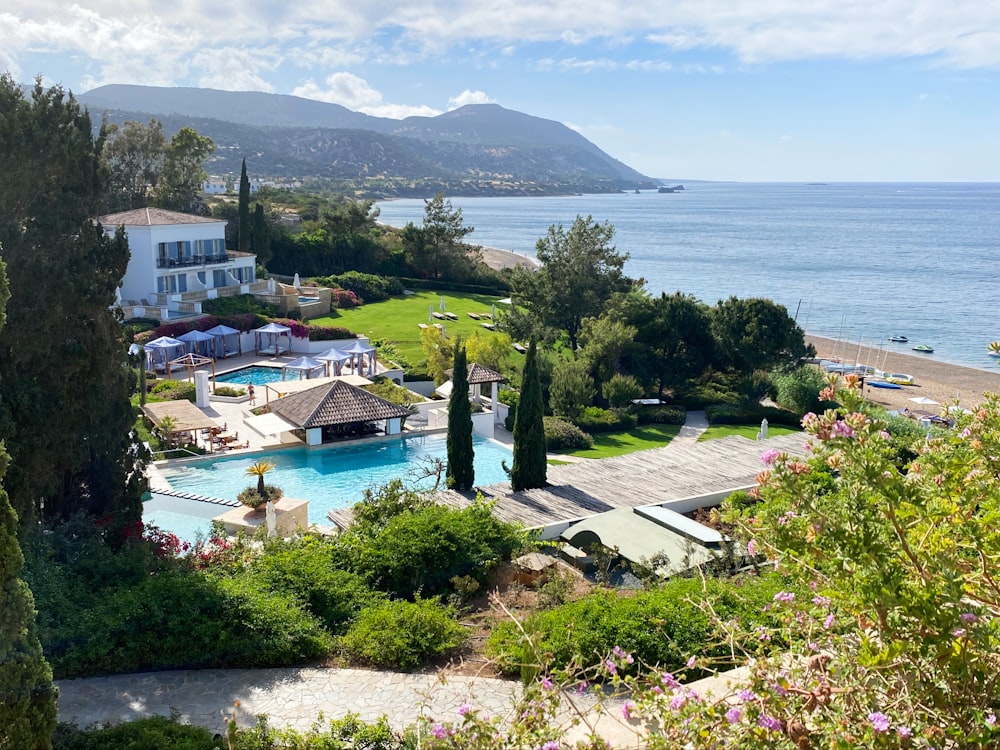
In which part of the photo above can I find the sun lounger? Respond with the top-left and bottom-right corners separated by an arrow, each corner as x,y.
432,312 -> 446,319
467,312 -> 481,319
513,343 -> 527,353
444,312 -> 458,320
481,322 -> 496,330
418,323 -> 429,329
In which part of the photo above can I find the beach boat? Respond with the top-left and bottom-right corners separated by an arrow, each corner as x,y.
888,335 -> 908,343
988,342 -> 1000,358
884,373 -> 915,385
868,380 -> 902,390
912,344 -> 934,353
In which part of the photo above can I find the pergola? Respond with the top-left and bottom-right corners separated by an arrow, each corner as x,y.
206,324 -> 242,358
166,352 -> 216,382
441,362 -> 506,423
178,329 -> 216,358
142,400 -> 218,448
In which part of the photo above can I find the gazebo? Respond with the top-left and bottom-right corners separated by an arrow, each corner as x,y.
442,362 -> 507,423
317,347 -> 353,377
337,339 -> 377,375
205,324 -> 242,358
254,322 -> 292,356
269,379 -> 412,446
281,356 -> 325,380
144,336 -> 186,372
166,352 -> 216,382
178,329 -> 216,358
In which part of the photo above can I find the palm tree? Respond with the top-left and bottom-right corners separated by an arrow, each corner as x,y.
156,415 -> 177,449
988,341 -> 1000,358
245,461 -> 275,496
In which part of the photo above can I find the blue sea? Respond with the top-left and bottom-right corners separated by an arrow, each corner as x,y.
377,183 -> 1000,372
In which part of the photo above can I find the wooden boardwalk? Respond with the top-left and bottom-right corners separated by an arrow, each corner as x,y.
433,433 -> 804,528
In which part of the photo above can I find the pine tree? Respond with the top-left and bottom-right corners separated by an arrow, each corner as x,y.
238,158 -> 252,253
0,76 -> 145,524
0,252 -> 57,747
446,339 -> 475,491
511,338 -> 547,491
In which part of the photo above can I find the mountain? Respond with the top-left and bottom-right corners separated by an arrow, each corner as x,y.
77,84 -> 654,196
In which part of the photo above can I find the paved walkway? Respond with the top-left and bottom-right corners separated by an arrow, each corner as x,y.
56,665 -> 747,746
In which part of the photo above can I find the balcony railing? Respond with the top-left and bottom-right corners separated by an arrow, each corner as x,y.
156,253 -> 243,269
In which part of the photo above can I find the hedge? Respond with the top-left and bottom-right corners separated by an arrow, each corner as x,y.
704,404 -> 801,427
544,416 -> 593,451
636,404 -> 687,425
572,406 -> 638,433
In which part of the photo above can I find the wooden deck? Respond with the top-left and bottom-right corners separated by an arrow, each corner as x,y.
433,433 -> 804,528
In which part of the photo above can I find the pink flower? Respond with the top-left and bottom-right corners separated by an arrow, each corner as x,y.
880,430 -> 891,439
431,723 -> 447,739
540,742 -> 560,750
747,539 -> 758,556
773,591 -> 796,603
953,628 -> 967,638
760,449 -> 781,465
669,693 -> 687,710
737,689 -> 757,703
725,707 -> 742,724
869,712 -> 891,733
686,656 -> 697,669
960,612 -> 977,624
605,659 -> 617,675
812,595 -> 831,608
824,613 -> 835,629
458,703 -> 472,716
897,726 -> 913,738
661,672 -> 680,689
832,420 -> 856,438
541,676 -> 554,690
622,701 -> 635,720
987,713 -> 997,727
758,715 -> 783,731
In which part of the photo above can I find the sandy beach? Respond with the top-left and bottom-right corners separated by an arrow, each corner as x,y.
479,245 -> 538,271
807,335 -> 1000,412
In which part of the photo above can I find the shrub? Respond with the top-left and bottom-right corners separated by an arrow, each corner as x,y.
573,406 -> 638,433
347,501 -> 525,598
314,272 -> 401,303
252,537 -> 384,633
236,485 -> 283,509
485,575 -> 793,678
339,598 -> 468,670
549,360 -> 594,420
212,385 -> 245,397
150,380 -> 196,402
331,288 -> 359,308
636,404 -> 687,425
52,715 -> 217,749
603,373 -> 643,409
543,416 -> 593,451
679,369 -> 740,408
202,294 -> 277,318
704,403 -> 800,427
771,364 -> 829,415
303,324 -> 356,341
364,377 -> 421,406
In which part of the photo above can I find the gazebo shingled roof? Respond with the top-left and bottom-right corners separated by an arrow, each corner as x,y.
269,380 -> 411,429
446,362 -> 506,385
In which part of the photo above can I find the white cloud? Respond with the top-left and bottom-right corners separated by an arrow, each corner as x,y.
292,72 -> 440,118
448,89 -> 495,109
192,48 -> 279,92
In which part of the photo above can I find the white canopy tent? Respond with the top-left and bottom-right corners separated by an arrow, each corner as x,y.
317,347 -> 353,377
337,339 -> 377,376
205,324 -> 242,358
254,322 -> 292,356
281,356 -> 326,380
144,336 -> 186,371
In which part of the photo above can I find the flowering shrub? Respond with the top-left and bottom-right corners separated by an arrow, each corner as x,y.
331,288 -> 360,308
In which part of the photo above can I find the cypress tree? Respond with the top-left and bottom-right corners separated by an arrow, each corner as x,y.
252,202 -> 272,266
238,158 -> 251,253
511,338 -> 547,491
0,253 -> 57,747
446,339 -> 475,491
0,76 -> 145,524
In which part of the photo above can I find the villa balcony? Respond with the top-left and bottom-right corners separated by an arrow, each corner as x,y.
156,250 -> 255,269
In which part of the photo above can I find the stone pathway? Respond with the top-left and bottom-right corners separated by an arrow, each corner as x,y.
56,664 -> 748,746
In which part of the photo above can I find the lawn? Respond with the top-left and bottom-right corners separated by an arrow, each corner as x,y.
559,423 -> 682,459
697,423 -> 800,441
310,291 -> 514,366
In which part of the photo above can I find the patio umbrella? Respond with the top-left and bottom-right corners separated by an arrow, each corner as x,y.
908,396 -> 940,406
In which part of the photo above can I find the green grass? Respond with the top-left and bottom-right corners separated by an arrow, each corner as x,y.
697,424 -> 800,441
559,424 -> 682,459
310,291 -> 514,366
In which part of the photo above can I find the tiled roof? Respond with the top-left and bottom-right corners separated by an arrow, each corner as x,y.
98,207 -> 222,226
447,362 -> 506,385
270,380 -> 412,429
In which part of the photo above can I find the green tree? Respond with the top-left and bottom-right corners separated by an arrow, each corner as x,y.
710,296 -> 813,374
0,251 -> 57,747
603,373 -> 643,409
465,328 -> 512,374
512,215 -> 632,351
154,126 -> 214,213
238,158 -> 251,252
420,326 -> 452,384
100,118 -> 166,212
0,76 -> 145,524
403,193 -> 479,280
251,202 -> 272,267
577,313 -> 637,397
446,340 -> 475,491
511,339 -> 547,491
623,291 -> 716,399
771,365 -> 828,415
549,359 -> 595,419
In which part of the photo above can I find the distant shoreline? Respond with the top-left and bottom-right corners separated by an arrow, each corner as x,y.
806,334 -> 1000,411
479,245 -> 538,271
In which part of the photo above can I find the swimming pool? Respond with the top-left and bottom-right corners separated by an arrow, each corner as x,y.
158,433 -> 512,527
215,365 -> 295,386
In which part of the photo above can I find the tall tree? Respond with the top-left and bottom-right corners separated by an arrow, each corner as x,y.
511,339 -> 547,492
403,192 -> 480,280
512,215 -> 632,351
252,202 -> 272,267
710,296 -> 814,374
100,118 -> 166,212
238,158 -> 252,253
446,339 -> 475,491
0,75 -> 146,524
624,291 -> 717,398
154,126 -> 214,214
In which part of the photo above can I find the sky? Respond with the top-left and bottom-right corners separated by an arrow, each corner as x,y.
3,2 -> 1000,182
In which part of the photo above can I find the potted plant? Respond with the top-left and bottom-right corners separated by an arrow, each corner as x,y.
239,461 -> 283,511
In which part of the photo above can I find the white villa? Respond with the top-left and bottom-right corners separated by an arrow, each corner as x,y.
100,207 -> 265,321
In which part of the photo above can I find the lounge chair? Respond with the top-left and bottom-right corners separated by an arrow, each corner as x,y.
467,312 -> 481,319
418,323 -> 429,329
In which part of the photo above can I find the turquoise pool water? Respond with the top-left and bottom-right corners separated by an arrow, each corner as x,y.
215,365 -> 292,386
158,433 -> 512,528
